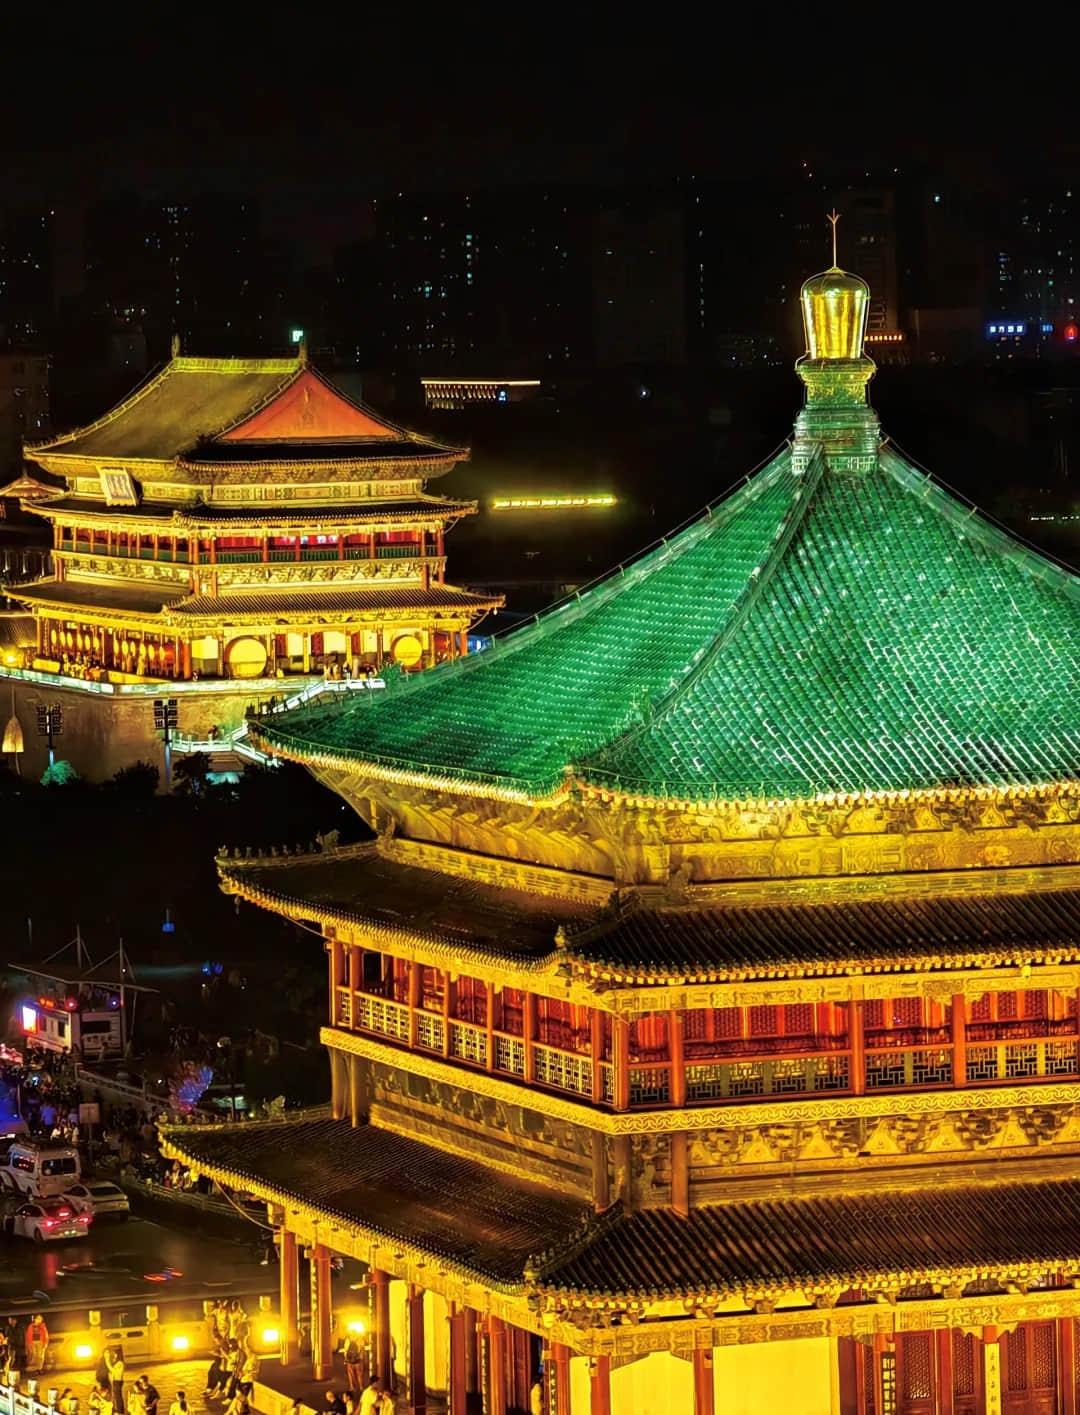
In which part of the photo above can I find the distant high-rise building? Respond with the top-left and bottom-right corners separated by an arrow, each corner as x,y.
84,194 -> 263,361
0,352 -> 49,479
592,196 -> 686,367
0,207 -> 54,350
829,187 -> 899,335
372,189 -> 591,372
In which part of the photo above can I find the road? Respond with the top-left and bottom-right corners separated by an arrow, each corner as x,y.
0,1211 -> 277,1316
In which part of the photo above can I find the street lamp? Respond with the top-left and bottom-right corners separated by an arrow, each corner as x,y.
153,696 -> 178,787
216,1036 -> 237,1121
35,702 -> 63,768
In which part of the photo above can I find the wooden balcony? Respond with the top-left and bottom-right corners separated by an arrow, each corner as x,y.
335,986 -> 1080,1114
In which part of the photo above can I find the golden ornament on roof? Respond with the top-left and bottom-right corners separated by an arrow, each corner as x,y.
800,210 -> 870,361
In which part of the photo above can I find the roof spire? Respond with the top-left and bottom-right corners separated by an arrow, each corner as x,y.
827,208 -> 840,269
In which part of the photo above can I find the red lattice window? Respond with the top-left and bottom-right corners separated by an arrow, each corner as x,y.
717,1008 -> 742,1038
1024,989 -> 1049,1019
749,1006 -> 778,1036
953,1330 -> 975,1397
970,995 -> 991,1021
1006,1329 -> 1028,1392
454,976 -> 487,1024
891,997 -> 921,1027
497,988 -> 524,1036
900,1333 -> 933,1401
1031,1323 -> 1056,1391
998,991 -> 1019,1020
683,1011 -> 708,1041
865,1000 -> 885,1030
784,1003 -> 813,1036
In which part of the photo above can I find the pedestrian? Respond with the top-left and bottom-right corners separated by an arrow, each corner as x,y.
222,1392 -> 249,1415
376,1386 -> 393,1415
136,1374 -> 159,1415
167,1394 -> 188,1415
236,1345 -> 259,1397
342,1332 -> 364,1391
88,1384 -> 113,1415
358,1377 -> 380,1415
204,1340 -> 228,1399
25,1313 -> 48,1373
324,1392 -> 347,1415
105,1345 -> 125,1414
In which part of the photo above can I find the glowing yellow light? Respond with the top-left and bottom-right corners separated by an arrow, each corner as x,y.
346,1320 -> 365,1335
171,1335 -> 190,1353
260,1327 -> 280,1346
491,495 -> 616,511
74,1344 -> 95,1361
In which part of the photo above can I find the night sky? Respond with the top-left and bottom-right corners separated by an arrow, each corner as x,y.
1,16 -> 1057,212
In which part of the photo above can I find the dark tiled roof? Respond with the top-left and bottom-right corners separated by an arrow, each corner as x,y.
31,360 -> 298,460
577,884 -> 1080,981
37,497 -> 476,526
15,578 -> 185,616
0,614 -> 35,650
541,1178 -> 1080,1297
170,585 -> 501,619
163,1118 -> 588,1284
220,846 -> 592,960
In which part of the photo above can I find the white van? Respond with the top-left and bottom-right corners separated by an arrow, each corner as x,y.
0,1141 -> 81,1197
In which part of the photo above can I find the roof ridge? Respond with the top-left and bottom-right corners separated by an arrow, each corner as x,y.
580,447 -> 820,778
26,360 -> 174,453
880,446 -> 1080,596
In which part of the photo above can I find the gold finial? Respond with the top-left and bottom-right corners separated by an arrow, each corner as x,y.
827,209 -> 840,269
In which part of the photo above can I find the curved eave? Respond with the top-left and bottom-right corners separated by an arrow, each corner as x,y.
218,860 -> 561,976
178,450 -> 466,477
577,776 -> 1080,814
535,1253 -> 1078,1308
168,600 -> 503,629
158,1124 -> 528,1295
571,939 -> 1080,988
252,729 -> 575,806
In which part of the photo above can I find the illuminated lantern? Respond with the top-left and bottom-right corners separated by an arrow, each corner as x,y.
1066,324 -> 1078,343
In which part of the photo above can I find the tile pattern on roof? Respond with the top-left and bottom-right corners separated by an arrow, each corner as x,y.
258,453 -> 802,794
164,1118 -> 588,1283
218,370 -> 399,442
540,1177 -> 1080,1296
579,883 -> 1080,980
258,444 -> 1080,803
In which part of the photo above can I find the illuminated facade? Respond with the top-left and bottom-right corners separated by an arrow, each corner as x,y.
17,349 -> 500,682
163,256 -> 1080,1415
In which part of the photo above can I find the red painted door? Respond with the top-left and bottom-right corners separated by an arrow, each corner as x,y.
1002,1322 -> 1057,1415
952,1330 -> 984,1415
897,1332 -> 935,1415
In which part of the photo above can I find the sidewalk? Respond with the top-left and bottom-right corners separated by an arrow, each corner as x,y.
43,1355 -> 445,1415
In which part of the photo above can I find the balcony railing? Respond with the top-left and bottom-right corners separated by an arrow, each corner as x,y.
685,1033 -> 848,1060
449,1020 -> 487,1066
351,992 -> 410,1043
533,1043 -> 593,1098
864,1026 -> 952,1050
966,1038 -> 1079,1084
375,544 -> 421,559
685,1052 -> 851,1102
630,1064 -> 671,1106
865,1046 -> 953,1089
966,1018 -> 1077,1043
414,1011 -> 445,1054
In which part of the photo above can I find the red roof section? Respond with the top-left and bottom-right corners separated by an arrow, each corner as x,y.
219,370 -> 399,443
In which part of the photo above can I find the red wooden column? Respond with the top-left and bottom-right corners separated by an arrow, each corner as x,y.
590,1354 -> 611,1415
670,1008 -> 686,1106
278,1228 -> 299,1366
464,1309 -> 479,1398
613,1019 -> 630,1110
670,1133 -> 689,1217
692,1348 -> 715,1415
549,1342 -> 571,1415
406,1285 -> 426,1414
935,1329 -> 955,1415
443,972 -> 453,1059
951,994 -> 967,1087
487,1316 -> 507,1415
590,1010 -> 605,1104
447,1303 -> 467,1415
850,997 -> 866,1096
348,945 -> 361,1015
329,938 -> 345,1024
311,1243 -> 333,1381
1059,1318 -> 1077,1415
524,992 -> 538,1083
373,1270 -> 392,1388
408,961 -> 421,1047
485,983 -> 495,1071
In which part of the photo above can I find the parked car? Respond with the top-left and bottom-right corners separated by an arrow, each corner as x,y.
3,1197 -> 91,1242
63,1181 -> 130,1219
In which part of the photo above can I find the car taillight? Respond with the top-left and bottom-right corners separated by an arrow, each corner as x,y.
57,1209 -> 71,1218
43,1219 -> 55,1229
77,1214 -> 90,1224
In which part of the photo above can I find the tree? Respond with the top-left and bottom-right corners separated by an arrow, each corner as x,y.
41,759 -> 79,787
110,760 -> 160,798
173,752 -> 210,796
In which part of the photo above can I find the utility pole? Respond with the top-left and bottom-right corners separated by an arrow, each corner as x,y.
35,702 -> 63,769
153,696 -> 178,787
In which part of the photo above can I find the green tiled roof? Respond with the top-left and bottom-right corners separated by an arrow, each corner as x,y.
257,444 -> 1080,804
